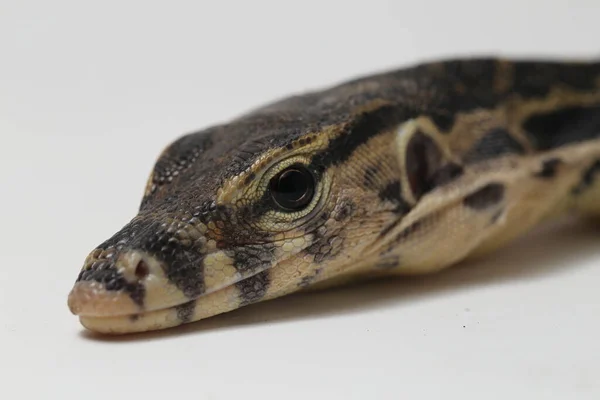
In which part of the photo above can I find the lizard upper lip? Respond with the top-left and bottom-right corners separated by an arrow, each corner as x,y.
67,279 -> 192,318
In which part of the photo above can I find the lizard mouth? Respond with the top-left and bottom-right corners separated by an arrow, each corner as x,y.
77,300 -> 195,334
71,281 -> 241,334
68,280 -> 191,334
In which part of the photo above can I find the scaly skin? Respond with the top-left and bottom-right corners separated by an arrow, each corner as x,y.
67,58 -> 600,334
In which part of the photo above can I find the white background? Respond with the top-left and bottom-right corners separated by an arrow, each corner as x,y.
1,1 -> 599,399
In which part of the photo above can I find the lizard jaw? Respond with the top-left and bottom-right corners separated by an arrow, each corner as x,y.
77,302 -> 192,335
76,282 -> 243,335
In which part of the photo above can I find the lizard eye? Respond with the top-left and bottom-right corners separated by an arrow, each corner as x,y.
269,165 -> 315,211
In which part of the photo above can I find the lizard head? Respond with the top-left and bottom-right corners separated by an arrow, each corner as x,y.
68,70 -> 513,334
67,98 -> 421,334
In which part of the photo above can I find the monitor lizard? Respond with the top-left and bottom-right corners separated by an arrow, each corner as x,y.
67,58 -> 600,334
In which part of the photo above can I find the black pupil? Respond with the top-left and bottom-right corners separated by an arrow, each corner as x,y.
270,166 -> 314,211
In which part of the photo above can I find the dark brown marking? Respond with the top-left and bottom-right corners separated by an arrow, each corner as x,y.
176,301 -> 196,324
376,256 -> 401,269
572,159 -> 600,195
236,270 -> 270,306
243,172 -> 256,186
463,183 -> 505,210
429,163 -> 464,187
312,105 -> 409,167
379,215 -> 435,256
535,158 -> 562,179
430,113 -> 455,132
512,62 -> 600,98
299,267 -> 323,288
334,199 -> 355,222
378,217 -> 402,239
464,128 -> 526,164
378,181 -> 412,214
393,219 -> 426,243
363,166 -> 379,189
232,245 -> 274,274
305,232 -> 342,264
523,105 -> 600,151
303,208 -> 345,264
490,208 -> 505,224
405,130 -> 443,199
378,180 -> 401,202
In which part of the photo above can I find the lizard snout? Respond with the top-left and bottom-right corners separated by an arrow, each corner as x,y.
68,248 -> 187,318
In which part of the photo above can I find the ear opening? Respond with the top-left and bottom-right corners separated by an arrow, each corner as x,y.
396,119 -> 463,203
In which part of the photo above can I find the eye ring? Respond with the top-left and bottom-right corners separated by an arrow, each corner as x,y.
269,165 -> 315,211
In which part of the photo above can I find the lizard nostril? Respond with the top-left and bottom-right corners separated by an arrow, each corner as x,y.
134,260 -> 150,279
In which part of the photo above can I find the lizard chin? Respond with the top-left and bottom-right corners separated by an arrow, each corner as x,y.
77,301 -> 194,335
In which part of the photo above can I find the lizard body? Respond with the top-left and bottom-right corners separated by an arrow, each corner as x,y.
68,58 -> 600,334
